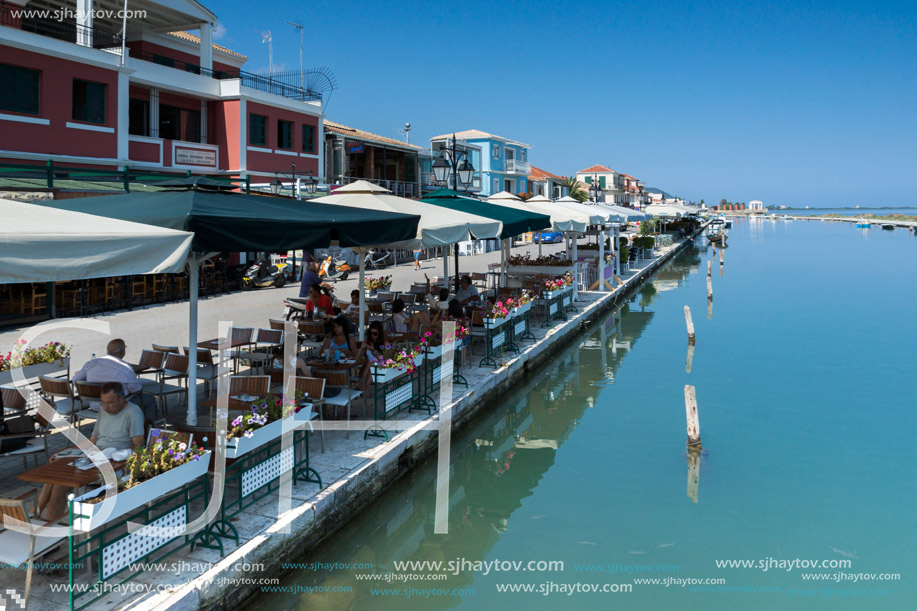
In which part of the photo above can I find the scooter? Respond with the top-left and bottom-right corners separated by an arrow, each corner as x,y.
363,249 -> 391,270
319,254 -> 351,282
240,260 -> 288,290
282,285 -> 335,320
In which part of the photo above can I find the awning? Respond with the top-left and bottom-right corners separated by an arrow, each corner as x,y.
39,189 -> 421,252
312,181 -> 501,248
0,198 -> 193,283
421,189 -> 550,239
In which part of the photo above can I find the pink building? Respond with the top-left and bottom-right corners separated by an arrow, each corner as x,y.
0,0 -> 322,182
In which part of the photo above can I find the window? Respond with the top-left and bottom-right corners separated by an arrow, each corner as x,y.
249,114 -> 267,145
72,79 -> 106,124
493,178 -> 499,193
492,144 -> 501,159
520,149 -> 526,162
277,119 -> 293,149
301,124 -> 315,153
0,64 -> 40,115
159,104 -> 200,142
129,98 -> 150,136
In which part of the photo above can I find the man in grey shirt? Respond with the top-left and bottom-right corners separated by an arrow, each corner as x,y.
39,382 -> 145,519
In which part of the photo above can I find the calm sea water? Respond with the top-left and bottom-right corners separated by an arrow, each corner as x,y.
778,206 -> 917,217
251,219 -> 916,610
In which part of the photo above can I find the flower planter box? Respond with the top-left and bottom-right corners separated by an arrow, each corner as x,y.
506,265 -> 574,277
426,343 -> 460,360
371,366 -> 410,384
0,358 -> 70,385
513,301 -> 532,316
483,315 -> 511,330
542,289 -> 562,300
71,451 -> 211,531
224,418 -> 287,459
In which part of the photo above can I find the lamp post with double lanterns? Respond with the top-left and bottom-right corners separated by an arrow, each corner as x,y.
270,164 -> 317,199
431,134 -> 476,291
590,174 -> 602,203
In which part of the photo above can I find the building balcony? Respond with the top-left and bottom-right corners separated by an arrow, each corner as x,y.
505,159 -> 531,174
129,50 -> 321,102
1,2 -> 123,54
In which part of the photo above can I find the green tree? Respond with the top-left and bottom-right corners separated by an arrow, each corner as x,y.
565,177 -> 589,203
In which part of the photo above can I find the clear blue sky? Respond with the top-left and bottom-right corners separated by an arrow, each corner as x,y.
211,0 -> 916,207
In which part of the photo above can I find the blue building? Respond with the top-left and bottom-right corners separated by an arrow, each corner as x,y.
430,130 -> 532,197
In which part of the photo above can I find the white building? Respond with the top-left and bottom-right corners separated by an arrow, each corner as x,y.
749,200 -> 764,211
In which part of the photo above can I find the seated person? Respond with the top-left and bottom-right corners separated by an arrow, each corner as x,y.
455,275 -> 481,305
38,381 -> 144,520
344,289 -> 361,315
390,298 -> 441,334
306,284 -> 336,320
72,338 -> 158,422
356,321 -> 386,389
294,315 -> 357,376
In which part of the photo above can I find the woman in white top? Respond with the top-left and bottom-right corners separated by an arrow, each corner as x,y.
389,298 -> 439,334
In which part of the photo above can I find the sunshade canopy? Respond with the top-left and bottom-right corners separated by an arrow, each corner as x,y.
487,196 -> 589,233
39,189 -> 421,252
422,189 -> 550,239
552,198 -> 620,224
487,190 -> 522,202
0,198 -> 193,283
646,204 -> 697,218
312,181 -> 501,249
527,194 -> 552,204
595,204 -> 649,221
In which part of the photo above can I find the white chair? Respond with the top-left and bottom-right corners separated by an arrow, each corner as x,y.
0,490 -> 67,609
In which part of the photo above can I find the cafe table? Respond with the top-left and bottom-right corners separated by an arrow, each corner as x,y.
18,456 -> 126,489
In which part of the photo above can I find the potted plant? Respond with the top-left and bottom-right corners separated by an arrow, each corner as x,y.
542,278 -> 565,299
513,290 -> 534,315
364,275 -> 393,294
421,321 -> 470,360
222,392 -> 310,458
371,343 -> 425,383
482,300 -> 511,329
71,435 -> 210,530
0,340 -> 71,385
506,253 -> 574,277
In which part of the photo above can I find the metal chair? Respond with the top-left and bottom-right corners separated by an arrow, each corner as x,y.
0,388 -> 50,467
226,327 -> 255,373
0,491 -> 67,609
311,369 -> 362,434
297,321 -> 326,357
293,376 -> 326,452
151,343 -> 179,354
72,381 -> 104,430
38,376 -> 79,420
150,353 -> 190,420
183,347 -> 219,398
228,375 -> 270,397
242,329 -> 284,375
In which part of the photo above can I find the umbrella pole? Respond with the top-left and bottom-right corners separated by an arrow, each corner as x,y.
454,244 -> 459,294
358,249 -> 366,341
598,228 -> 606,293
572,233 -> 578,288
187,254 -> 200,426
538,233 -> 542,257
443,246 -> 449,291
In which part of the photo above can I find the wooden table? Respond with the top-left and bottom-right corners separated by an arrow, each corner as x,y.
197,338 -> 252,351
306,359 -> 367,371
18,457 -> 126,488
201,397 -> 268,410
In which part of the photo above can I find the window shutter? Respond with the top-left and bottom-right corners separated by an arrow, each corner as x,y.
599,176 -> 606,188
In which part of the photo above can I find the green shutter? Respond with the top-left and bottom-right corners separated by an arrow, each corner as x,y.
599,176 -> 606,188
584,176 -> 592,184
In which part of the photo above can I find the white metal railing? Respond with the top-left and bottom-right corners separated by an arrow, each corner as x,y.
505,159 -> 531,174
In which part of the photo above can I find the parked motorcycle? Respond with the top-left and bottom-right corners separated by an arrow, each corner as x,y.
363,249 -> 392,270
319,254 -> 351,282
283,285 -> 335,321
240,259 -> 288,290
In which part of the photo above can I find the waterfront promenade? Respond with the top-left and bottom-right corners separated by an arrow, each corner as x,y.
0,234 -> 697,610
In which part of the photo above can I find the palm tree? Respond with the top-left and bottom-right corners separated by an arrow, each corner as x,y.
564,176 -> 589,203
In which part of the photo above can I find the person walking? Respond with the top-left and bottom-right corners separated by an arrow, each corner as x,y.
413,248 -> 422,270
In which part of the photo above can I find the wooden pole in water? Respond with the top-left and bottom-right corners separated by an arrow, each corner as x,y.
707,298 -> 713,319
719,248 -> 724,265
685,342 -> 694,374
684,385 -> 702,449
707,260 -> 712,277
684,305 -> 695,343
706,276 -> 713,300
687,450 -> 700,503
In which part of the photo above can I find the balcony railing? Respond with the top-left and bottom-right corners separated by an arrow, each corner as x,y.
505,159 -> 531,174
129,50 -> 322,102
340,175 -> 418,199
1,1 -> 123,51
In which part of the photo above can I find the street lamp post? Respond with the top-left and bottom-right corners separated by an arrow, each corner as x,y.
431,134 -> 476,292
270,163 -> 314,198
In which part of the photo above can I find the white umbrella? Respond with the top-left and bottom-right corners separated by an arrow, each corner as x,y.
645,204 -> 686,217
0,198 -> 193,283
313,181 -> 502,339
555,196 -> 620,224
314,181 -> 501,248
487,190 -> 521,202
487,195 -> 588,233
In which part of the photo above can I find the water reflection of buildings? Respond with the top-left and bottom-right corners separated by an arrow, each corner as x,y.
255,248 -> 704,610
